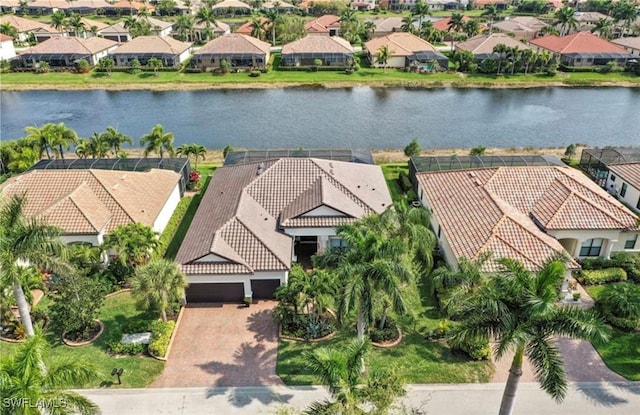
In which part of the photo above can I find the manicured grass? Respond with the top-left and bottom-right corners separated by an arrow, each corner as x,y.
381,163 -> 410,203
0,292 -> 165,388
584,285 -> 606,300
158,195 -> 193,258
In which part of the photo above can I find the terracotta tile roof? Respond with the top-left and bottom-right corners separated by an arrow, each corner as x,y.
235,17 -> 270,35
99,22 -> 128,35
212,0 -> 251,9
365,32 -> 439,57
0,169 -> 180,235
508,16 -> 548,31
611,36 -> 640,51
110,36 -> 191,55
109,1 -> 151,10
492,18 -> 545,34
305,15 -> 340,33
0,15 -> 57,34
194,33 -> 270,55
0,34 -> 13,42
456,33 -> 531,55
282,35 -> 353,54
574,11 -> 609,23
263,1 -> 296,8
59,0 -> 112,9
530,32 -> 628,54
27,0 -> 66,8
609,163 -> 640,191
20,37 -> 117,55
177,158 -> 391,275
79,17 -> 109,31
433,16 -> 471,32
417,166 -> 638,272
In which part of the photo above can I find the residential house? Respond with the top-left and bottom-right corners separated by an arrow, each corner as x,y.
0,0 -> 20,14
192,33 -> 270,70
141,16 -> 174,37
262,1 -> 297,13
432,15 -> 472,33
99,22 -> 131,43
104,1 -> 153,16
109,36 -> 192,67
611,37 -> 640,57
574,11 -> 610,32
305,15 -> 342,37
492,16 -> 548,41
365,32 -> 448,69
607,164 -> 640,216
412,156 -> 640,289
281,35 -> 353,66
176,156 -> 392,303
0,15 -> 63,43
212,0 -> 252,16
0,34 -> 16,61
188,21 -> 231,42
530,32 -> 633,67
474,0 -> 508,9
0,168 -> 182,247
235,17 -> 270,37
63,0 -> 113,15
455,33 -> 531,60
70,17 -> 109,38
350,0 -> 376,11
16,36 -> 117,67
369,17 -> 404,38
24,0 -> 64,15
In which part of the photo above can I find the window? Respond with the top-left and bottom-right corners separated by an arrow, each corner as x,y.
330,238 -> 348,249
625,235 -> 638,250
580,238 -> 603,257
621,183 -> 628,197
610,174 -> 616,182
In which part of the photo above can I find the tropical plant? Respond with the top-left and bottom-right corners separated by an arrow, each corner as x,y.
50,10 -> 67,32
554,6 -> 578,36
403,138 -> 421,157
390,200 -> 435,275
196,7 -> 218,41
129,258 -> 187,322
264,9 -> 279,44
47,123 -> 78,160
147,57 -> 163,76
0,332 -> 100,415
100,126 -> 133,157
564,143 -> 577,160
104,222 -> 160,268
24,124 -> 54,159
611,0 -> 639,37
412,0 -> 431,29
450,258 -> 609,415
493,43 -> 510,75
174,14 -> 195,41
0,195 -> 73,337
67,13 -> 86,36
97,56 -> 115,75
595,283 -> 640,331
482,4 -> 500,33
464,19 -> 481,37
376,44 -> 390,72
0,22 -> 18,39
140,124 -> 175,158
591,17 -> 614,40
401,16 -> 416,34
250,16 -> 267,41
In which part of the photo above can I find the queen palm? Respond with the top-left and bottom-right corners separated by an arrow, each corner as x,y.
104,222 -> 159,268
67,13 -> 86,36
412,0 -> 431,28
448,12 -> 466,51
24,124 -> 53,159
50,10 -> 67,32
391,200 -> 435,275
451,258 -> 609,415
192,144 -> 207,169
0,195 -> 73,337
129,258 -> 188,322
100,126 -> 133,157
493,43 -> 510,74
250,16 -> 267,41
196,7 -> 218,41
400,16 -> 416,34
376,44 -> 390,73
0,332 -> 100,415
175,14 -> 195,41
46,122 -> 78,159
554,6 -> 577,36
611,0 -> 639,37
0,22 -> 18,39
482,4 -> 499,33
140,124 -> 175,158
264,9 -> 279,44
591,18 -> 614,40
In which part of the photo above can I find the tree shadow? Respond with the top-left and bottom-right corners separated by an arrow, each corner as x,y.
574,382 -> 640,407
246,309 -> 278,343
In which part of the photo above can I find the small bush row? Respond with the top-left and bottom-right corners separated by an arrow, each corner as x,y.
105,329 -> 146,356
580,253 -> 640,282
149,320 -> 175,358
576,268 -> 627,285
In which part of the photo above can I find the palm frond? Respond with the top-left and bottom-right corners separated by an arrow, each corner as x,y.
525,335 -> 567,402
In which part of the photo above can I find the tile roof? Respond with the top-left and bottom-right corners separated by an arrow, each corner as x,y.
0,15 -> 57,34
235,17 -> 270,35
609,163 -> 640,191
492,17 -> 547,34
176,158 -> 391,275
282,35 -> 353,54
0,34 -> 13,42
574,12 -> 609,23
63,0 -> 112,8
505,16 -> 548,31
194,33 -> 270,55
530,32 -> 628,54
456,33 -> 531,55
365,32 -> 439,57
0,169 -> 180,235
78,17 -> 109,31
611,36 -> 640,51
305,15 -> 341,33
20,36 -> 117,55
193,21 -> 230,33
263,0 -> 296,8
213,0 -> 251,8
416,166 -> 638,272
370,17 -> 404,33
433,16 -> 471,32
108,1 -> 151,10
99,22 -> 128,34
110,35 -> 191,55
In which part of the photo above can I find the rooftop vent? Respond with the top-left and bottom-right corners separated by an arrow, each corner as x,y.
257,162 -> 265,175
474,179 -> 483,187
468,172 -> 476,178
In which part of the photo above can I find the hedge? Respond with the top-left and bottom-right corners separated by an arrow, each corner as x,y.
449,334 -> 491,361
149,320 -> 175,358
581,253 -> 640,282
576,268 -> 627,285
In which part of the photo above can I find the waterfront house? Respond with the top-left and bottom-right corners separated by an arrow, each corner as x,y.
0,15 -> 63,43
530,32 -> 632,67
305,15 -> 342,37
364,32 -> 448,69
411,156 -> 640,282
190,21 -> 230,42
0,34 -> 16,61
109,36 -> 192,67
140,16 -> 174,37
0,168 -> 182,247
492,16 -> 548,41
574,12 -> 611,33
62,0 -> 113,15
24,0 -> 63,15
69,17 -> 108,38
611,37 -> 640,57
176,154 -> 391,303
281,35 -> 353,67
98,22 -> 131,43
104,1 -> 153,16
262,1 -> 297,13
192,34 -> 270,70
455,33 -> 532,61
432,15 -> 472,32
16,36 -> 117,68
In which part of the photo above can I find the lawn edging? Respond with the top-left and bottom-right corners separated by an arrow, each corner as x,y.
279,326 -> 337,343
151,305 -> 185,361
105,288 -> 132,298
372,327 -> 403,349
62,319 -> 105,347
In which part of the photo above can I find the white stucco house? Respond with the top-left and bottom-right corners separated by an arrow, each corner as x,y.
176,156 -> 392,303
0,168 -> 182,247
412,156 -> 640,288
606,163 -> 640,217
0,34 -> 16,61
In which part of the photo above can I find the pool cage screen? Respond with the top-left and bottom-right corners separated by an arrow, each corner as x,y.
224,149 -> 375,166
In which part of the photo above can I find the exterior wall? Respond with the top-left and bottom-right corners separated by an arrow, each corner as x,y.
177,48 -> 191,64
152,183 -> 181,233
369,55 -> 405,68
187,270 -> 288,297
417,184 -> 459,270
606,171 -> 640,215
303,205 -> 345,216
283,227 -> 338,253
550,229 -> 622,259
0,39 -> 16,61
611,231 -> 640,253
90,47 -> 116,65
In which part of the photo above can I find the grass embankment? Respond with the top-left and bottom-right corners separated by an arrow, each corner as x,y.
0,292 -> 165,388
3,69 -> 639,90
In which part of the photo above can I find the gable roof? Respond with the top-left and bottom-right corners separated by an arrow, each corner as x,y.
609,163 -> 640,191
177,158 -> 391,275
195,33 -> 270,55
20,36 -> 117,55
416,166 -> 638,272
456,33 -> 531,55
212,0 -> 251,9
0,34 -> 13,42
99,22 -> 128,35
530,31 -> 628,54
282,35 -> 353,54
110,35 -> 191,54
62,0 -> 112,9
78,17 -> 109,31
0,15 -> 57,34
365,32 -> 440,57
305,15 -> 341,33
0,169 -> 181,235
371,17 -> 404,33
108,1 -> 151,10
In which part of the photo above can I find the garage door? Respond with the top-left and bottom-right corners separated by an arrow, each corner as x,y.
185,283 -> 244,303
251,279 -> 281,299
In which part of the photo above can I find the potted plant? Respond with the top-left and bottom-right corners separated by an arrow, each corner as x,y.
243,296 -> 252,307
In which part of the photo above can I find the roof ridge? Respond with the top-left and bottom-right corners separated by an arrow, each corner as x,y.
477,213 -> 508,254
310,159 -> 372,212
89,169 -> 136,224
235,203 -> 290,270
68,194 -> 102,232
538,178 -> 573,228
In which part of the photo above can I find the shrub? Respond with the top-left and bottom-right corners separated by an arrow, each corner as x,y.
105,329 -> 146,355
36,61 -> 50,74
50,274 -> 105,338
403,138 -> 421,157
469,146 -> 486,156
219,59 -> 231,74
577,268 -> 627,285
75,59 -> 90,73
121,319 -> 152,334
249,70 -> 261,77
370,319 -> 399,343
595,283 -> 640,331
450,334 -> 491,360
149,320 -> 175,357
398,171 -> 412,192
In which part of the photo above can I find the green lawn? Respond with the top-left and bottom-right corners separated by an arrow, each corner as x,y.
381,163 -> 410,203
0,292 -> 165,388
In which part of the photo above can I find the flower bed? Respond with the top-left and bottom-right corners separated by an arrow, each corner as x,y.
62,319 -> 104,347
279,312 -> 336,342
370,319 -> 402,348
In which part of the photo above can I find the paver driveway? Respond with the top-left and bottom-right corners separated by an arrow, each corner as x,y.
151,301 -> 283,388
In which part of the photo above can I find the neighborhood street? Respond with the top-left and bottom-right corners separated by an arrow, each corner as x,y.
79,382 -> 640,415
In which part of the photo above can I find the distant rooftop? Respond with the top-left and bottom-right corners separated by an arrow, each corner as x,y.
224,149 -> 375,166
410,155 -> 564,173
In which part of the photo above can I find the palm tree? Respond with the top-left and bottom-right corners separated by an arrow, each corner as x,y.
451,258 -> 609,415
176,143 -> 195,159
264,9 -> 279,45
0,22 -> 18,39
482,4 -> 499,33
611,0 -> 639,37
0,332 -> 100,415
104,222 -> 159,268
67,13 -> 86,37
520,48 -> 535,74
448,12 -> 466,51
87,132 -> 110,158
75,138 -> 92,159
0,195 -> 73,337
391,200 -> 435,275
50,10 -> 67,32
140,124 -> 175,158
400,16 -> 416,34
591,17 -> 614,40
493,43 -> 510,74
147,57 -> 163,76
129,258 -> 188,322
554,6 -> 577,36
464,19 -> 481,38
100,126 -> 133,157
249,16 -> 267,41
174,14 -> 195,41
192,144 -> 207,169
196,7 -> 218,41
46,123 -> 78,160
412,0 -> 431,29
376,44 -> 390,73
507,45 -> 521,74
24,124 -> 53,159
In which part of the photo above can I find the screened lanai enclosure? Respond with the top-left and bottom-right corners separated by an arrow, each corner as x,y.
408,51 -> 449,69
192,53 -> 266,69
224,149 -> 375,166
111,53 -> 181,67
281,51 -> 354,67
15,53 -> 93,68
580,148 -> 640,187
561,52 -> 633,67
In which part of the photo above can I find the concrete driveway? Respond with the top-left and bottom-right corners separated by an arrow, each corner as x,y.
151,301 -> 283,388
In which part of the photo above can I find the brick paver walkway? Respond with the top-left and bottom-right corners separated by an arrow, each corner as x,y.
151,301 -> 283,388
